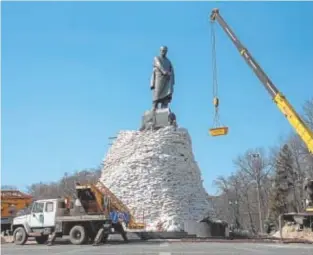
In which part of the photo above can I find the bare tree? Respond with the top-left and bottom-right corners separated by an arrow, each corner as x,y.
1,185 -> 18,190
211,97 -> 313,235
213,172 -> 258,233
213,176 -> 232,222
213,176 -> 230,194
233,148 -> 272,233
302,97 -> 313,129
236,169 -> 258,234
27,168 -> 101,199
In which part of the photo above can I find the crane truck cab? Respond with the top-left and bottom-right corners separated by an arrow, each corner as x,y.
12,198 -> 61,244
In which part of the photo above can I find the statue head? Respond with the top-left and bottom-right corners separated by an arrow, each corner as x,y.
160,46 -> 168,57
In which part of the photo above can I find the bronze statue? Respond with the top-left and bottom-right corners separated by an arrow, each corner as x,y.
150,46 -> 175,110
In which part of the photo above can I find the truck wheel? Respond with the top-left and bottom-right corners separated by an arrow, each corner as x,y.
35,235 -> 49,244
69,225 -> 87,245
13,227 -> 28,245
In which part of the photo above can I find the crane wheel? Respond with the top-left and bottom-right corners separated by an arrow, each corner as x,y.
13,227 -> 28,245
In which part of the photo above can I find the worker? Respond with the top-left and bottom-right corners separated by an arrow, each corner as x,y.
46,231 -> 57,246
74,198 -> 81,207
72,198 -> 85,215
92,226 -> 109,246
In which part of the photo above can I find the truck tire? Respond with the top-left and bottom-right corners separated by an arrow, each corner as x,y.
35,235 -> 49,244
13,227 -> 28,245
69,225 -> 87,245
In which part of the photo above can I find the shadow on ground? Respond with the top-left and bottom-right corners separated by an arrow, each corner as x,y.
20,238 -> 164,246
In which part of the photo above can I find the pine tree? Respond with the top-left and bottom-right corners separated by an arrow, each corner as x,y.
268,144 -> 295,225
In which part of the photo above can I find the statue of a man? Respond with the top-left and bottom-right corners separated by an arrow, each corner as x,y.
150,46 -> 175,110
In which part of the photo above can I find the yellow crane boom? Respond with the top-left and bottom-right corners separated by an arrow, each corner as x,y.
95,182 -> 145,229
210,8 -> 313,154
74,182 -> 145,229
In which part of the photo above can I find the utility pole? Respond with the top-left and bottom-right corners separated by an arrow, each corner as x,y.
228,199 -> 239,229
250,153 -> 264,234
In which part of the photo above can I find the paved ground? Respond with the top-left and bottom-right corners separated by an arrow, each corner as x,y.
2,240 -> 313,255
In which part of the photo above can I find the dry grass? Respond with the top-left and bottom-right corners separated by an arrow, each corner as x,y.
273,224 -> 313,241
1,236 -> 7,244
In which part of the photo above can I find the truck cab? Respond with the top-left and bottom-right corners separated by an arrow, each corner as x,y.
14,199 -> 58,229
12,198 -> 65,245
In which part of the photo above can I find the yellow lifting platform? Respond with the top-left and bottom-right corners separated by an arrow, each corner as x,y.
209,97 -> 228,137
209,126 -> 229,137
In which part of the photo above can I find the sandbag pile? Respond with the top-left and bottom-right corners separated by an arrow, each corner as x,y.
99,126 -> 215,231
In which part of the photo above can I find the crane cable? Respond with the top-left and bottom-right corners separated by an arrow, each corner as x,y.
211,21 -> 221,128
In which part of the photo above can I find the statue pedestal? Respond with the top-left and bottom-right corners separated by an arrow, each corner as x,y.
140,108 -> 177,131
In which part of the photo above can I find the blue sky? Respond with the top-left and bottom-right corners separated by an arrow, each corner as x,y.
2,1 -> 313,195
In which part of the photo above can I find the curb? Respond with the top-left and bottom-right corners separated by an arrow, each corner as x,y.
1,237 -> 7,244
167,238 -> 313,244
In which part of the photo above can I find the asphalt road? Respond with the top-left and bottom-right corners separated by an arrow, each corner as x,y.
2,240 -> 313,255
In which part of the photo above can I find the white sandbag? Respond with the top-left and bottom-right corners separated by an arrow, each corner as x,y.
99,126 -> 215,231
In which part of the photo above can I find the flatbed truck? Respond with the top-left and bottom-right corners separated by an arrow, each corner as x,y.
11,184 -> 128,245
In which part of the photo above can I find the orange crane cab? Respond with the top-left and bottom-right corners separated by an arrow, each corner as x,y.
1,190 -> 33,233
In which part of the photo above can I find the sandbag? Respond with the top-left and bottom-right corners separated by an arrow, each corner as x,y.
99,126 -> 216,231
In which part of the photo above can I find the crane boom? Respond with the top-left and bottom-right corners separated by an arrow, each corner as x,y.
210,8 -> 313,154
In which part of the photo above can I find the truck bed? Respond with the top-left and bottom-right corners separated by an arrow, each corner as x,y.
56,214 -> 109,222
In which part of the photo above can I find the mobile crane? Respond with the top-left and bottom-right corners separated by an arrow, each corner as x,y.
209,8 -> 313,233
1,190 -> 33,234
11,182 -> 145,245
209,8 -> 313,156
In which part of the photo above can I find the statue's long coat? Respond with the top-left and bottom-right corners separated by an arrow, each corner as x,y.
150,56 -> 175,103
